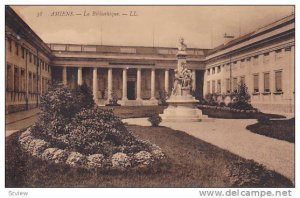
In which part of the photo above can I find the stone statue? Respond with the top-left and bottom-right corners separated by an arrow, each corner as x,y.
178,37 -> 187,51
171,58 -> 192,96
160,38 -> 205,122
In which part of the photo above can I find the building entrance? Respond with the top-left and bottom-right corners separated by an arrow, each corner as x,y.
127,81 -> 136,100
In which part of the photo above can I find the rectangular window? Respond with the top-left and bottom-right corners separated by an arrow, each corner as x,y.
15,43 -> 19,56
207,69 -> 210,75
217,80 -> 221,94
217,66 -> 221,73
29,52 -> 32,63
264,72 -> 270,92
33,74 -> 36,93
21,69 -> 25,92
233,78 -> 238,92
212,80 -> 215,93
14,66 -> 19,92
226,78 -> 230,93
21,47 -> 25,59
6,64 -> 13,90
275,71 -> 282,92
212,68 -> 215,74
8,39 -> 12,52
207,81 -> 210,94
253,74 -> 259,92
28,72 -> 32,93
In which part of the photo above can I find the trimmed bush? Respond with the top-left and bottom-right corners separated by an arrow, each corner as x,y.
111,152 -> 131,169
257,115 -> 270,124
148,115 -> 162,127
67,108 -> 147,156
23,84 -> 165,171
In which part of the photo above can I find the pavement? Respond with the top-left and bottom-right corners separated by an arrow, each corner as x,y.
5,108 -> 40,137
123,117 -> 295,183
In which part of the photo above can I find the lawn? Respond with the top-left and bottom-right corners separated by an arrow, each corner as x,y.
99,105 -> 166,119
246,118 -> 295,143
6,125 -> 293,187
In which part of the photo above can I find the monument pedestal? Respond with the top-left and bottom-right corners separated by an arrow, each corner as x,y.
159,95 -> 208,122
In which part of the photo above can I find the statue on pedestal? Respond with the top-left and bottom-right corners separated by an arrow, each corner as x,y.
171,38 -> 192,97
160,37 -> 206,122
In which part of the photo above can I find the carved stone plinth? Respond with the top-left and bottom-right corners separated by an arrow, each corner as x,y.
159,95 -> 208,122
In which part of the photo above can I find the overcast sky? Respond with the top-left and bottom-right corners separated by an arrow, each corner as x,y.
11,6 -> 294,49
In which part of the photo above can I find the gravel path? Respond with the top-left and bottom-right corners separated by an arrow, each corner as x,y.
123,118 -> 295,183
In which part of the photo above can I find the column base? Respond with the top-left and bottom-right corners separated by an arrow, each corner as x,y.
118,98 -> 128,106
160,104 -> 210,122
143,98 -> 158,106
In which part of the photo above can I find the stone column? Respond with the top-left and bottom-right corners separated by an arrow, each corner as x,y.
150,68 -> 156,100
77,67 -> 83,85
107,68 -> 113,101
62,66 -> 67,86
192,70 -> 196,91
164,69 -> 169,93
136,68 -> 142,100
93,67 -> 98,104
122,68 -> 128,100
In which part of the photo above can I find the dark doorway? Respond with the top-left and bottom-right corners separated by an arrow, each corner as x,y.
127,81 -> 136,100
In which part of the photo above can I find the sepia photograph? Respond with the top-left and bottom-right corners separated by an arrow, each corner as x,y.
4,4 -> 295,191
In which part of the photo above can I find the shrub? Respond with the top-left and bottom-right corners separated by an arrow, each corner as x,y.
31,83 -> 96,147
111,152 -> 131,169
257,115 -> 270,124
107,89 -> 120,106
148,115 -> 162,127
230,101 -> 254,110
204,93 -> 219,106
219,102 -> 226,107
228,84 -> 256,111
227,159 -> 275,187
86,154 -> 105,169
133,151 -> 154,167
76,83 -> 95,109
158,90 -> 168,105
26,83 -> 165,170
66,108 -> 150,156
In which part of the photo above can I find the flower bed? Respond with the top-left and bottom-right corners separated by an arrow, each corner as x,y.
198,104 -> 259,119
18,128 -> 165,171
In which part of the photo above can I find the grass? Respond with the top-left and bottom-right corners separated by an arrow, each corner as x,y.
246,118 -> 295,143
199,106 -> 286,119
99,105 -> 166,119
6,125 -> 293,187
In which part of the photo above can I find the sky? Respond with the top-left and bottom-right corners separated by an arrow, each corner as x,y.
11,6 -> 294,49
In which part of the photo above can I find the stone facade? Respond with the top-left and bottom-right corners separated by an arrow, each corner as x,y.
5,7 -> 52,114
204,15 -> 295,114
5,6 -> 295,114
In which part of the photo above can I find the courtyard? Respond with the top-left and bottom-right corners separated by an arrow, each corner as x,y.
5,105 -> 294,187
4,5 -> 295,191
